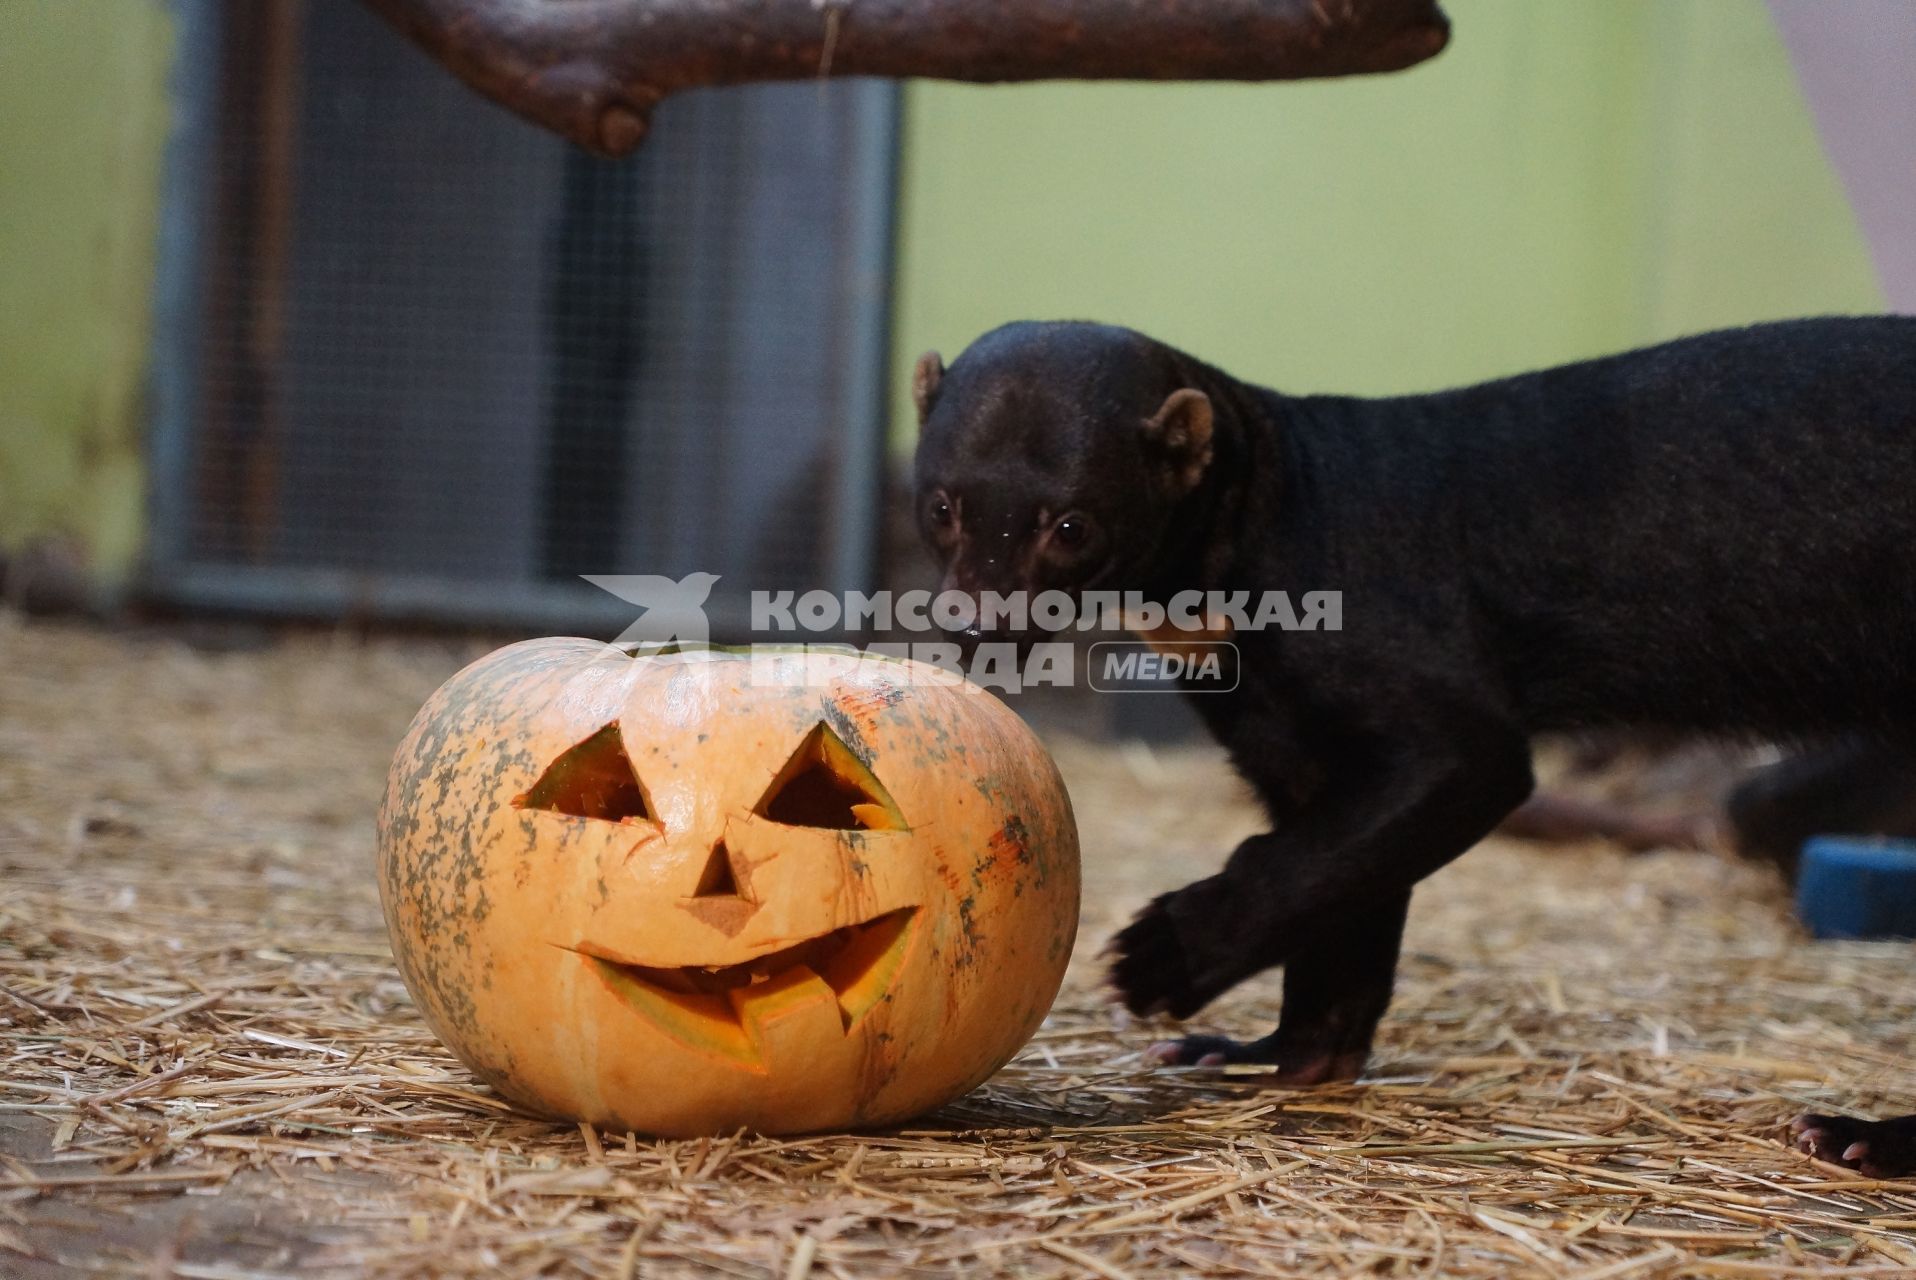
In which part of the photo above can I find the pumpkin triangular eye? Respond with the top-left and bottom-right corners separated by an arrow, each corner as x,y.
755,723 -> 906,831
516,723 -> 652,823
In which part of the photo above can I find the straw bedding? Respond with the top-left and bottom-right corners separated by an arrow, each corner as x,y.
1,614 -> 1912,1277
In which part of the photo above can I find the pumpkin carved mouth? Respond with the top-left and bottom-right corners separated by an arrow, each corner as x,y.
582,907 -> 918,1068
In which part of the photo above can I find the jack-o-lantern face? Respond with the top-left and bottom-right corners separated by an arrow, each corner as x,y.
523,717 -> 919,1068
378,640 -> 1080,1136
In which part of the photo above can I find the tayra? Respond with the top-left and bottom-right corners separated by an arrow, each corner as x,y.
909,316 -> 1916,1178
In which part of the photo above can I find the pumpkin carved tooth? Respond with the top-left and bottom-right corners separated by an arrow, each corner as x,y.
584,908 -> 919,1062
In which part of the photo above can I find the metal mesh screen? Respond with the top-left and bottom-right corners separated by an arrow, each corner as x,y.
149,0 -> 896,630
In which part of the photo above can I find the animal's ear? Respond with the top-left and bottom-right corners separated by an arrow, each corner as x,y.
912,351 -> 945,422
1142,388 -> 1214,494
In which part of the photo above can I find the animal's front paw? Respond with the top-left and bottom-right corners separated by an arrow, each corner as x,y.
1142,1033 -> 1367,1082
1794,1113 -> 1916,1179
1108,880 -> 1271,1019
1143,1034 -> 1257,1068
1106,895 -> 1202,1019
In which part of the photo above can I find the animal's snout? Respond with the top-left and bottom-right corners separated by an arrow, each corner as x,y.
930,580 -> 1049,663
931,578 -> 1034,659
931,581 -> 993,656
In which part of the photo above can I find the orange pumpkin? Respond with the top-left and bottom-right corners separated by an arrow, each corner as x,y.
377,640 -> 1080,1136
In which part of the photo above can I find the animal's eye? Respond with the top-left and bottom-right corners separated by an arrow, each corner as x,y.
1054,515 -> 1090,548
925,492 -> 955,529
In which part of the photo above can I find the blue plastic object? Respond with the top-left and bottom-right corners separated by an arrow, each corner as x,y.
1795,837 -> 1916,940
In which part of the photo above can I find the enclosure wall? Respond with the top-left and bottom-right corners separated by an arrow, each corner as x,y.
892,0 -> 1886,437
0,1 -> 176,593
0,0 -> 1893,592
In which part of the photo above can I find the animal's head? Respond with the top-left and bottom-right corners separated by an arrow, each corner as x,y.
911,322 -> 1214,635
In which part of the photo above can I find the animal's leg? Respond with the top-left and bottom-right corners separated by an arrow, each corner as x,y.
1142,888 -> 1410,1081
1109,701 -> 1531,1026
1727,739 -> 1916,872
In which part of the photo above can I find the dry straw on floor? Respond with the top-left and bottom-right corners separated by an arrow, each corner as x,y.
1,615 -> 1912,1277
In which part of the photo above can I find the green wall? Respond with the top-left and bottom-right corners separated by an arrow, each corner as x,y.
0,0 -> 1889,589
892,0 -> 1883,438
0,0 -> 175,591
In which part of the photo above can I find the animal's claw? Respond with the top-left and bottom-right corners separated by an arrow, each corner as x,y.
1106,895 -> 1202,1019
1792,1114 -> 1916,1179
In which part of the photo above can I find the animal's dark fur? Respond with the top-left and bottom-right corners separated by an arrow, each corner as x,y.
911,316 -> 1916,1175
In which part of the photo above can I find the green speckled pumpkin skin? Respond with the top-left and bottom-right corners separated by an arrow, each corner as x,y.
377,640 -> 1080,1136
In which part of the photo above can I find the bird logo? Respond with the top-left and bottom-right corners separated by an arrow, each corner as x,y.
582,572 -> 722,652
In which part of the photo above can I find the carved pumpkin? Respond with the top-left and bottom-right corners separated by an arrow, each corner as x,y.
377,639 -> 1080,1136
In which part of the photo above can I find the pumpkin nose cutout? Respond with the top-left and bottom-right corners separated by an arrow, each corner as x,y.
691,839 -> 748,902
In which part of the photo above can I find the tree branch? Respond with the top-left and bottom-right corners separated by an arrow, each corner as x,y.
357,0 -> 1450,155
